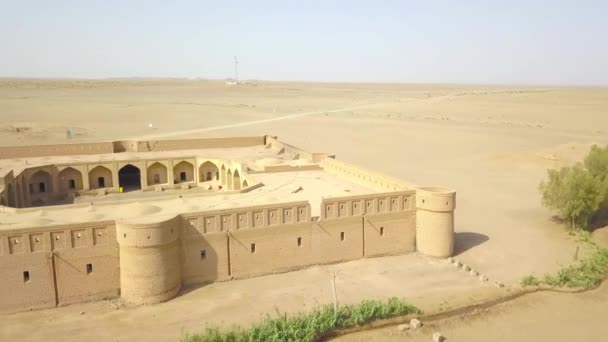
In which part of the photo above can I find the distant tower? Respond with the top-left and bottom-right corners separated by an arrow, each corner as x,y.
233,56 -> 239,84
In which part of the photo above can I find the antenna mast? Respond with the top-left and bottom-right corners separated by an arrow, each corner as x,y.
233,56 -> 239,83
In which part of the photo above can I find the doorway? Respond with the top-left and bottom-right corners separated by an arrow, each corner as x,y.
118,164 -> 141,192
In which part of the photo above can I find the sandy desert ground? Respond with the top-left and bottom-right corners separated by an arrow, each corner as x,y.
0,79 -> 607,341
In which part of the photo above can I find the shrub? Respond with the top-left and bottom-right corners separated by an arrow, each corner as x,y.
521,275 -> 540,286
181,297 -> 421,342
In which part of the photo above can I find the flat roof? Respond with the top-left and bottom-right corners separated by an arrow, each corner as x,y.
0,169 -> 377,230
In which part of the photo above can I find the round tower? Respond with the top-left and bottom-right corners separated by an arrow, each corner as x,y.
116,216 -> 182,304
415,187 -> 456,258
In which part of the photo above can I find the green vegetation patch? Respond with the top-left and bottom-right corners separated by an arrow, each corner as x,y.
182,297 -> 421,342
522,242 -> 608,289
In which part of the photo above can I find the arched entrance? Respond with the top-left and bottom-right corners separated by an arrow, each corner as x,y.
59,167 -> 83,193
89,165 -> 113,189
119,164 -> 141,192
30,170 -> 52,195
147,162 -> 168,186
199,161 -> 219,182
173,161 -> 194,184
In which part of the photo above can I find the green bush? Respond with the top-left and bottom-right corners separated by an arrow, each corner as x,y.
541,246 -> 608,288
521,275 -> 540,286
181,297 -> 421,342
522,236 -> 608,289
539,145 -> 608,230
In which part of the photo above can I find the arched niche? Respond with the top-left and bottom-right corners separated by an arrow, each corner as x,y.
147,162 -> 168,186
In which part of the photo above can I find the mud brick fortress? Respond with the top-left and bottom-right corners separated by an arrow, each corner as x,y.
0,136 -> 456,313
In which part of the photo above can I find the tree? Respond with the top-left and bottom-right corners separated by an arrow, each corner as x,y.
539,145 -> 608,230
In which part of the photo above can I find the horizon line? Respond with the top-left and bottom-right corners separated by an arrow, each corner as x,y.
0,76 -> 606,88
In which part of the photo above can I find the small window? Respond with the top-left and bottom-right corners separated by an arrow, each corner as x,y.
86,264 -> 93,274
206,171 -> 212,181
23,271 -> 30,283
380,227 -> 384,236
215,171 -> 219,180
340,232 -> 345,241
39,182 -> 46,193
68,179 -> 76,189
153,174 -> 160,184
180,172 -> 187,182
98,177 -> 105,187
200,249 -> 207,260
297,237 -> 302,247
250,243 -> 256,253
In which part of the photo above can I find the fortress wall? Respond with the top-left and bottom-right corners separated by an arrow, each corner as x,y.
320,190 -> 417,258
363,211 -> 416,257
319,157 -> 412,191
265,136 -> 315,160
136,136 -> 265,152
0,142 -> 114,160
0,242 -> 56,313
53,223 -> 120,305
312,216 -> 364,264
229,223 -> 313,278
0,136 -> 267,160
0,221 -> 119,313
263,164 -> 322,173
180,231 -> 229,285
180,201 -> 312,280
180,216 -> 230,285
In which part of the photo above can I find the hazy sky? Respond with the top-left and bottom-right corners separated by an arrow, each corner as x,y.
1,1 -> 607,85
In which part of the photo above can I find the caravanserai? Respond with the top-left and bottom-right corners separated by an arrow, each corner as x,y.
0,135 -> 455,312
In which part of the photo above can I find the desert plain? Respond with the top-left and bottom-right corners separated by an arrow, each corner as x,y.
1,79 -> 607,341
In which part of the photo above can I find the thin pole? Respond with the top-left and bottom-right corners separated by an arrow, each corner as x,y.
234,56 -> 238,83
331,273 -> 338,314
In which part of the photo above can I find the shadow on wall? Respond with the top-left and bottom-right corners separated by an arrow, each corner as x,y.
453,232 -> 489,256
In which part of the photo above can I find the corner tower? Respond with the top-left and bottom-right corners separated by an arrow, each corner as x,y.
415,187 -> 456,258
116,216 -> 182,304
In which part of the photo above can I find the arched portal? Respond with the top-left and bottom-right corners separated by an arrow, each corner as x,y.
58,167 -> 83,193
243,179 -> 249,188
89,166 -> 113,189
119,164 -> 141,192
199,161 -> 219,182
147,162 -> 168,186
6,183 -> 15,207
233,170 -> 241,190
173,161 -> 194,184
30,170 -> 52,194
226,169 -> 233,190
